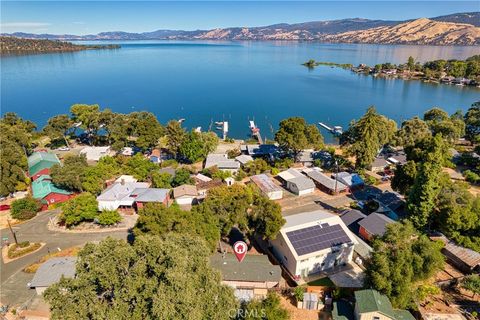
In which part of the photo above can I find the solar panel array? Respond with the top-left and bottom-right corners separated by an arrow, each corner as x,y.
286,224 -> 352,256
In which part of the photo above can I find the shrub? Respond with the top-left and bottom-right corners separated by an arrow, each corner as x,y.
18,241 -> 30,248
463,170 -> 480,184
97,210 -> 121,225
8,242 -> 41,259
293,286 -> 305,301
10,196 -> 41,220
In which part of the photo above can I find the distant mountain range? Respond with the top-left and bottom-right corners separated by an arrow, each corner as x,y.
2,12 -> 479,45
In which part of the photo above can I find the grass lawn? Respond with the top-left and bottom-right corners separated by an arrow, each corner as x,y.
307,277 -> 335,287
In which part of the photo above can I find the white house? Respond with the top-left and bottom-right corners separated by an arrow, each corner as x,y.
79,146 -> 113,162
250,174 -> 283,200
270,210 -> 358,278
277,168 -> 315,196
173,184 -> 198,205
97,180 -> 150,211
30,257 -> 76,294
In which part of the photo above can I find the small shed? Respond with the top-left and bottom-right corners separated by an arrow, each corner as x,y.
30,257 -> 77,294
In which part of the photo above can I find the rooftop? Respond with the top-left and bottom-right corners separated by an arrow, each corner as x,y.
173,184 -> 198,198
235,154 -> 254,165
245,144 -> 279,156
130,188 -> 169,203
210,253 -> 281,283
31,176 -> 72,199
250,174 -> 282,194
340,209 -> 367,234
305,170 -> 348,192
30,257 -> 77,288
97,181 -> 150,202
205,154 -> 240,170
27,152 -> 60,168
357,213 -> 395,237
354,289 -> 395,318
79,146 -> 111,161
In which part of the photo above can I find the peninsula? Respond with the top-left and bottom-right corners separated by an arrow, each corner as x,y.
0,36 -> 120,55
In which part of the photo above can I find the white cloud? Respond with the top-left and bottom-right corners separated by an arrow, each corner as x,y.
0,22 -> 51,31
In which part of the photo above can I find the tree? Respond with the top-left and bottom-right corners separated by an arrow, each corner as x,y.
391,161 -> 417,195
134,203 -> 220,251
10,196 -> 41,220
165,120 -> 187,157
44,235 -> 237,320
82,156 -> 121,195
122,154 -> 158,181
150,171 -> 173,188
464,103 -> 480,144
244,159 -> 270,176
407,56 -> 415,71
396,117 -> 431,147
43,114 -> 73,147
178,131 -> 219,163
461,274 -> 480,298
365,221 -> 444,309
275,117 -> 323,157
238,292 -> 289,320
50,155 -> 88,192
248,196 -> 285,240
171,168 -> 194,187
106,113 -> 130,150
343,107 -> 397,169
97,210 -> 121,225
128,112 -> 164,150
424,107 -> 465,142
70,104 -> 101,145
59,193 -> 98,227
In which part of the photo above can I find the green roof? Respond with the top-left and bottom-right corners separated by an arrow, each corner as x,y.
332,300 -> 354,320
31,176 -> 71,199
28,152 -> 60,176
355,289 -> 396,318
354,290 -> 414,320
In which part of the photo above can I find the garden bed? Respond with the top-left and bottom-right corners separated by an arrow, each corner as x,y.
2,241 -> 45,263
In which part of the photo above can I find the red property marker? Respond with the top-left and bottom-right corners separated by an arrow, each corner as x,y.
233,241 -> 248,262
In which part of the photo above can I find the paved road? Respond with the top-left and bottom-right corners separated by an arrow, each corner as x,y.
0,210 -> 129,306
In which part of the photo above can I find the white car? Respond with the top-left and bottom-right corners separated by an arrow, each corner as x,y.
57,146 -> 70,151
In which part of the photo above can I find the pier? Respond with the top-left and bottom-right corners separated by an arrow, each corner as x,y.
318,122 -> 343,136
249,120 -> 263,144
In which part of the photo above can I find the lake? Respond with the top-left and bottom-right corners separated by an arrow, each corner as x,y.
1,41 -> 479,141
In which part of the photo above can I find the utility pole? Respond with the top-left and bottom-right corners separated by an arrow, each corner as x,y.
7,219 -> 18,245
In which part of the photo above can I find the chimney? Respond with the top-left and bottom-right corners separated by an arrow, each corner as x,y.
121,179 -> 125,186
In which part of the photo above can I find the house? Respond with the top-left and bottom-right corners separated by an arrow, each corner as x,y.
121,147 -> 134,156
210,253 -> 282,301
357,213 -> 395,241
305,170 -> 348,194
297,150 -> 316,167
97,180 -> 150,211
173,184 -> 198,205
387,152 -> 407,166
194,173 -> 212,184
340,209 -> 367,235
31,175 -> 73,209
115,175 -> 139,184
374,191 -> 405,220
354,289 -> 415,320
242,144 -> 279,158
277,168 -> 315,196
333,172 -> 364,190
205,154 -> 240,173
79,146 -> 112,162
235,155 -> 254,166
28,152 -> 61,181
430,235 -> 480,273
149,149 -> 161,163
270,210 -> 358,278
250,174 -> 283,200
368,157 -> 390,172
30,257 -> 76,294
130,188 -> 169,209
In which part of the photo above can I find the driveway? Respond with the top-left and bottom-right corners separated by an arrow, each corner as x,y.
0,210 -> 129,306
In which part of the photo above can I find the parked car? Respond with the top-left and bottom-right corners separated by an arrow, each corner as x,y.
0,205 -> 11,211
57,146 -> 70,151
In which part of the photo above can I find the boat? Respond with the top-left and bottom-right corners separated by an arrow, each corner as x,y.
216,126 -> 223,130
215,121 -> 224,125
194,127 -> 202,133
178,118 -> 186,123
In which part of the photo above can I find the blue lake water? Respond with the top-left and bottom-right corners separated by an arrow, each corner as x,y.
1,41 -> 479,141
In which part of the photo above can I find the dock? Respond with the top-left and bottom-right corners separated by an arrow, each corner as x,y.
318,122 -> 343,136
215,121 -> 229,140
249,120 -> 263,144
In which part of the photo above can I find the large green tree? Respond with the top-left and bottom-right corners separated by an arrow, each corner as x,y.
59,192 -> 98,227
423,107 -> 465,142
43,114 -> 73,147
50,155 -> 88,192
391,160 -> 417,195
464,103 -> 480,144
82,156 -> 121,195
238,292 -> 289,320
70,104 -> 101,145
343,107 -> 397,169
275,117 -> 324,157
365,221 -> 444,309
44,235 -> 238,320
178,131 -> 219,163
128,111 -> 164,150
165,120 -> 187,157
396,117 -> 431,147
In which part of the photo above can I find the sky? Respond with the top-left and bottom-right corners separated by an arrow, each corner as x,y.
1,1 -> 478,34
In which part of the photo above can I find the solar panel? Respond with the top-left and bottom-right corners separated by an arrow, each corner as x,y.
286,224 -> 352,256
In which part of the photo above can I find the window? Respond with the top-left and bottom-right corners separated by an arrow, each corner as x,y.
373,317 -> 380,320
283,255 -> 288,261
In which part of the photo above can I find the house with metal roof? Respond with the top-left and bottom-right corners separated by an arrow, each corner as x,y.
27,152 -> 61,181
340,209 -> 367,235
205,154 -> 240,173
79,146 -> 113,162
354,290 -> 415,320
368,157 -> 390,173
235,154 -> 254,166
97,180 -> 150,211
333,172 -> 364,190
210,253 -> 282,301
430,235 -> 480,273
30,257 -> 77,294
277,168 -> 315,196
130,188 -> 169,209
250,174 -> 283,200
305,170 -> 348,194
173,184 -> 198,205
31,175 -> 72,209
357,213 -> 395,241
374,191 -> 405,220
270,210 -> 358,278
